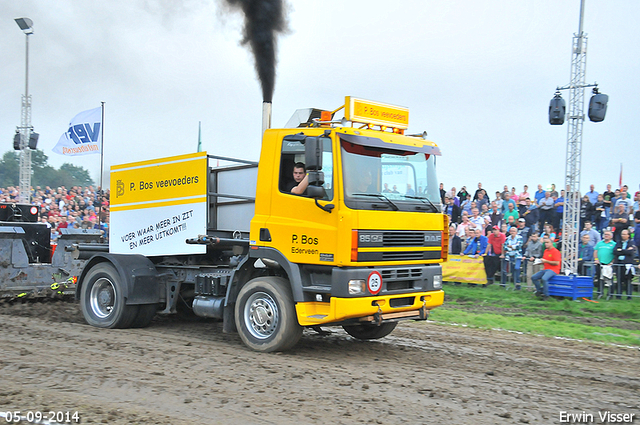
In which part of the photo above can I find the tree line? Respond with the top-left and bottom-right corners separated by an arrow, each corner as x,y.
0,149 -> 94,189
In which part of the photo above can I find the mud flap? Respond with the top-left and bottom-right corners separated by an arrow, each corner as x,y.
222,303 -> 237,333
77,254 -> 161,305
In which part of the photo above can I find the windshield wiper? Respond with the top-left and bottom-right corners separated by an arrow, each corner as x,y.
403,195 -> 439,212
351,193 -> 399,211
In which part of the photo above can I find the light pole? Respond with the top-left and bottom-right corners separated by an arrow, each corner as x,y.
548,0 -> 607,275
15,17 -> 34,204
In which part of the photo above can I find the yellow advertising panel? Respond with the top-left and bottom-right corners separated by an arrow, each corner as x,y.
109,152 -> 208,256
442,255 -> 487,285
111,152 -> 207,210
345,96 -> 409,129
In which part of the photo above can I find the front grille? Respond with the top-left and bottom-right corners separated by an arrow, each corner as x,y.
381,268 -> 423,279
358,250 -> 441,262
383,251 -> 424,261
356,229 -> 442,262
382,231 -> 425,247
358,230 -> 442,248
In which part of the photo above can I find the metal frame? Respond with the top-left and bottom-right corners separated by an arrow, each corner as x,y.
560,30 -> 588,275
206,155 -> 258,236
555,0 -> 601,274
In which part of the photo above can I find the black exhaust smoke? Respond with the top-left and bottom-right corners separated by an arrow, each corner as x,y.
223,0 -> 289,103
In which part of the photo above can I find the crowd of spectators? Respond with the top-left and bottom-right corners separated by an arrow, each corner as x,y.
443,182 -> 639,299
0,185 -> 110,242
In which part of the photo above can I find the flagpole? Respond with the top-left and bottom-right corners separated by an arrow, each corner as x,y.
98,101 -> 105,236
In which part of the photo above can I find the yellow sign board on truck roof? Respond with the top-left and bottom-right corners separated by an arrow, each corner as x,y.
344,96 -> 409,129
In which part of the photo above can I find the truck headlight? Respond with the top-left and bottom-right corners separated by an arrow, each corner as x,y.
348,279 -> 365,295
433,275 -> 442,289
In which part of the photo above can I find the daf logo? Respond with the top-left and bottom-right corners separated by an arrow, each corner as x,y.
425,234 -> 441,242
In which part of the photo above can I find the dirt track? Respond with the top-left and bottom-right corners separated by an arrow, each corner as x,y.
1,300 -> 639,425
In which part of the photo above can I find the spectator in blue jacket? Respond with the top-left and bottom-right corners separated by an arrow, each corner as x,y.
463,228 -> 488,257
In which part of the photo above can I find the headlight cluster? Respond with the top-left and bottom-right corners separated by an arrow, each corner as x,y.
348,279 -> 365,294
433,275 -> 442,289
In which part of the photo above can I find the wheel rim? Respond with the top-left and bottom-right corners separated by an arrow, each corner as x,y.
90,277 -> 116,319
244,291 -> 279,340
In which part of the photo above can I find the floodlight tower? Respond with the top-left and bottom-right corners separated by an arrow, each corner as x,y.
561,2 -> 588,275
15,17 -> 34,204
549,0 -> 607,274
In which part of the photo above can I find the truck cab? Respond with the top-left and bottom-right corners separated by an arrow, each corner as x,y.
245,97 -> 446,349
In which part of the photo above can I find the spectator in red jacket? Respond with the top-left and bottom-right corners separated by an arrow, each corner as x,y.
531,237 -> 561,300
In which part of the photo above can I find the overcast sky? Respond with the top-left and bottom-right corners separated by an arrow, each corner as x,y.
1,1 -> 638,196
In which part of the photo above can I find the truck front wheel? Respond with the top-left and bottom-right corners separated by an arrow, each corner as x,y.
343,322 -> 398,340
235,276 -> 302,352
80,263 -> 139,329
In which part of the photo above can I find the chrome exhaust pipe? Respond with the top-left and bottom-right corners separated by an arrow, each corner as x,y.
262,101 -> 272,134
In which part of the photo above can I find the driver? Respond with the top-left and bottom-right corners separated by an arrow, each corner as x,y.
287,162 -> 309,195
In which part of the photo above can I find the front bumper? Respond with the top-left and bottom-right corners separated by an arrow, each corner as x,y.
295,290 -> 444,326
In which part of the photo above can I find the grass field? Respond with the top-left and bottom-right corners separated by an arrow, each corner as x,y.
429,283 -> 640,347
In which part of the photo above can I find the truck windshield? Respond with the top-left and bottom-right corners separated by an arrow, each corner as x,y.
341,139 -> 441,212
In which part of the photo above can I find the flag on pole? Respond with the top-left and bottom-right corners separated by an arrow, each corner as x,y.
197,121 -> 202,152
619,163 -> 623,188
52,107 -> 102,156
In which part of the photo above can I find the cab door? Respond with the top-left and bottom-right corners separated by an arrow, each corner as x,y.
266,134 -> 339,266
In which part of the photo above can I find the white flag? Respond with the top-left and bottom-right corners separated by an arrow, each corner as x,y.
52,107 -> 102,156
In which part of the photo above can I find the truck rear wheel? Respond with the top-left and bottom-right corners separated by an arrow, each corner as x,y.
343,322 -> 398,340
235,276 -> 302,352
80,263 -> 139,329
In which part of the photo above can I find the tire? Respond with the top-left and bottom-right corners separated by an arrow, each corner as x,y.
130,304 -> 158,328
235,276 -> 302,352
343,322 -> 398,340
80,263 -> 139,329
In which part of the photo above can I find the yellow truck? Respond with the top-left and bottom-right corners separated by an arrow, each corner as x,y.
77,96 -> 447,352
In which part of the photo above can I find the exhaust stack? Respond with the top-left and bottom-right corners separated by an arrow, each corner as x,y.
262,101 -> 272,134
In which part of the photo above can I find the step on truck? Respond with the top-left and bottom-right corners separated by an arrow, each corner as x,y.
77,96 -> 448,352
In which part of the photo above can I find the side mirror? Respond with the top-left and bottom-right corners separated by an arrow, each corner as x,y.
304,137 -> 323,171
306,185 -> 326,199
307,171 -> 324,186
306,171 -> 325,200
